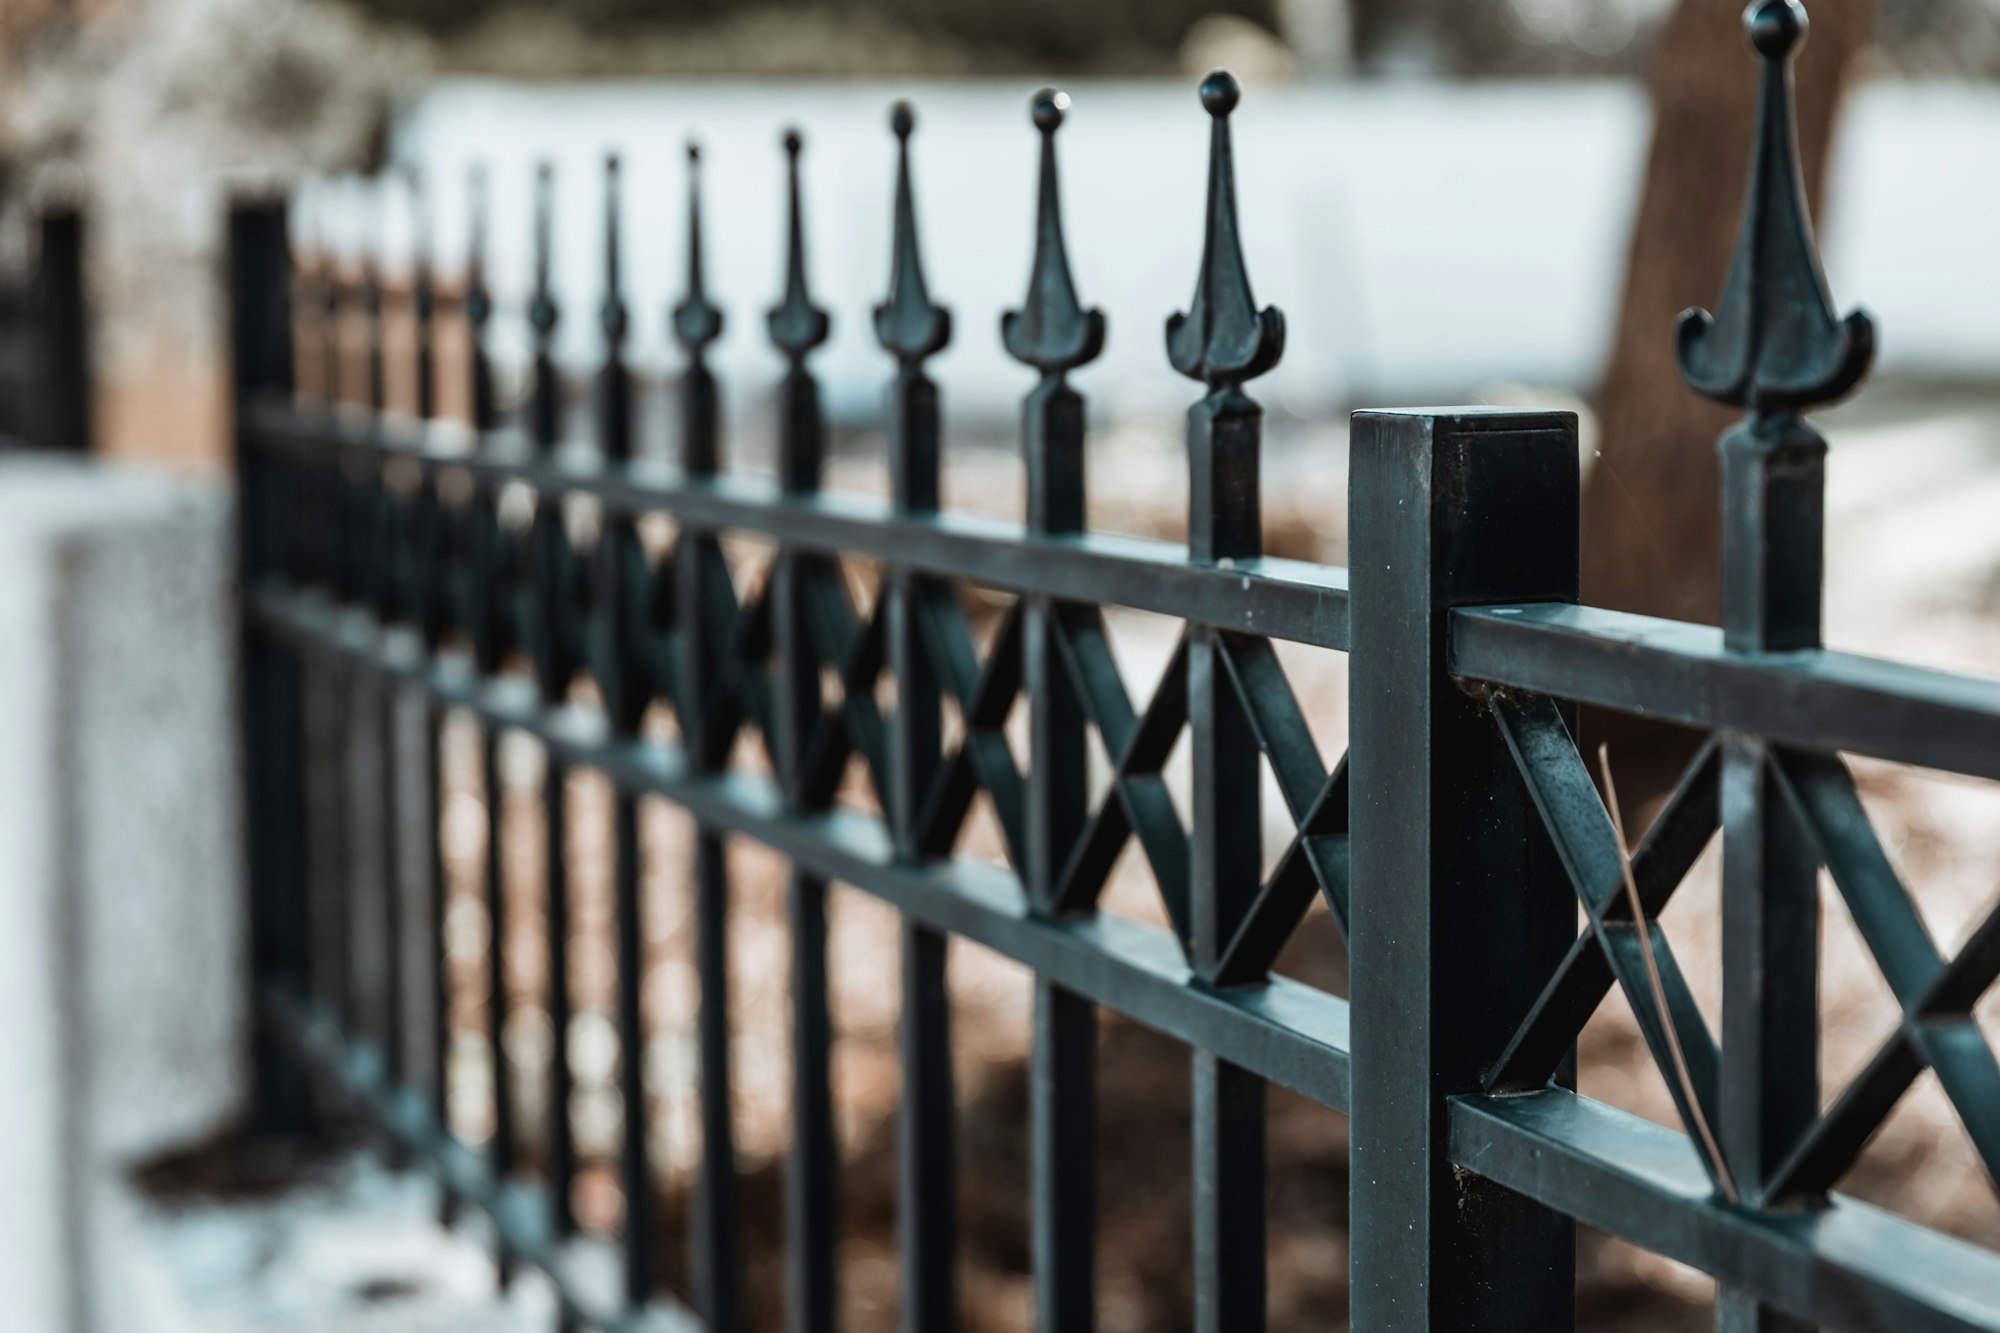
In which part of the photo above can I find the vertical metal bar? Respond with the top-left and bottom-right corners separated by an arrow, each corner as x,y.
1670,9 -> 1874,1324
412,185 -> 458,1227
430,701 -> 458,1228
1167,74 -> 1278,1332
1348,406 -> 1580,1329
380,681 -> 406,1089
1187,619 -> 1263,1333
1004,87 -> 1105,1333
770,127 -> 839,1333
230,200 -> 312,1133
671,143 -> 744,1331
874,100 -> 958,1333
544,760 -> 575,1239
1715,415 -> 1823,1333
463,160 -> 516,1287
484,726 -> 517,1288
597,153 -> 655,1312
525,155 -> 579,1261
35,209 -> 90,454
612,791 -> 651,1308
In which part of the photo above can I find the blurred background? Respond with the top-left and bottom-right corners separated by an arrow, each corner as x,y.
4,1 -> 2000,1331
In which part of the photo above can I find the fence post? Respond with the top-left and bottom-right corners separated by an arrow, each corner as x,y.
36,209 -> 90,454
1348,407 -> 1579,1327
229,199 -> 312,1134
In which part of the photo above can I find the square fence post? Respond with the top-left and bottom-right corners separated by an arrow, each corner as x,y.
229,199 -> 312,1135
1348,407 -> 1579,1328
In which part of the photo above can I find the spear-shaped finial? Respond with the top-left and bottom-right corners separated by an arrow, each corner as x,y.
601,154 -> 628,346
672,142 -> 724,356
466,163 -> 498,435
407,166 -> 437,423
518,162 -> 557,450
673,141 -> 723,477
1166,71 -> 1284,392
768,129 -> 831,365
873,101 -> 952,365
1002,89 -> 1105,379
1677,0 -> 1874,417
361,179 -> 387,418
599,153 -> 635,462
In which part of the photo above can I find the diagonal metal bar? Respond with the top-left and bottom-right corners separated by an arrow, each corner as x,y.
1772,890 -> 2000,1200
1765,749 -> 2000,1196
1051,602 -> 1136,755
698,571 -> 775,770
1488,691 -> 1731,1192
913,595 -> 1026,866
1771,748 -> 1943,1006
1926,898 -> 2000,1018
1487,738 -> 1720,1092
1218,632 -> 1326,823
1211,754 -> 1349,986
1051,613 -> 1190,931
797,559 -> 889,813
1913,1020 -> 2000,1191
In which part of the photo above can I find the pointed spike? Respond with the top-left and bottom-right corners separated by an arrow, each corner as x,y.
673,140 -> 724,355
601,154 -> 629,346
467,164 -> 494,332
873,99 -> 952,364
526,162 -> 556,343
1676,0 -> 1875,416
407,166 -> 438,422
1166,70 -> 1284,392
466,164 -> 499,434
1002,88 -> 1106,378
362,178 -> 387,417
768,127 -> 831,362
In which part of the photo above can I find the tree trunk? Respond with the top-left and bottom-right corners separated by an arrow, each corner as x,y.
1582,0 -> 1874,801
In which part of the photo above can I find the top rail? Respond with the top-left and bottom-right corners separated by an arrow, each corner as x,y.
1452,601 -> 2000,782
244,396 -> 1353,650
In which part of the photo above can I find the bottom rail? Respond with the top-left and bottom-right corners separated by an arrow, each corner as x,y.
261,988 -> 701,1333
1450,1091 -> 2000,1333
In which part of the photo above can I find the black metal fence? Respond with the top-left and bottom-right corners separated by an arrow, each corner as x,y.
231,3 -> 2000,1329
0,206 -> 91,452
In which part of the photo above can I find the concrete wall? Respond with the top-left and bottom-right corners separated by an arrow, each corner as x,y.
0,458 -> 242,1332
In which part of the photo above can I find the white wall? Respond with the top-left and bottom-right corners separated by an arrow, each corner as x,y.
362,78 -> 2000,439
0,459 -> 243,1333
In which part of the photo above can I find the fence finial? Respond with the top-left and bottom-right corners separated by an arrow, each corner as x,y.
1002,88 -> 1105,378
873,101 -> 952,365
407,166 -> 437,423
1676,0 -> 1874,416
467,163 -> 498,434
525,162 -> 559,449
602,154 -> 629,345
768,128 -> 830,364
673,141 -> 724,355
1167,71 -> 1284,391
362,179 -> 386,418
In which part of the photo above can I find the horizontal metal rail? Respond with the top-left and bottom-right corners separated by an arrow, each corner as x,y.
249,582 -> 1355,1110
261,989 -> 699,1333
1450,1090 -> 2000,1333
1452,602 -> 2000,782
246,399 -> 1354,651
254,577 -> 2000,1333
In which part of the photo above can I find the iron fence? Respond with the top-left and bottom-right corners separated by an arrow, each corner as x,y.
232,2 -> 2000,1329
0,205 -> 90,452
